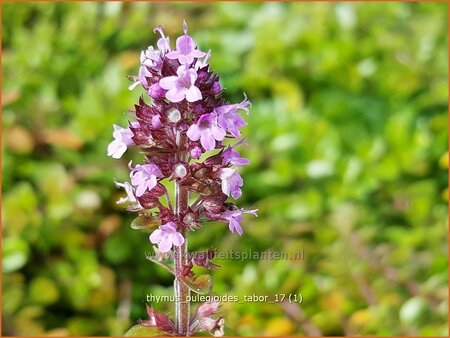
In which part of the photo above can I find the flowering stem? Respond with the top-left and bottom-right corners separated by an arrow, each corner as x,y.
110,21 -> 256,337
174,180 -> 190,335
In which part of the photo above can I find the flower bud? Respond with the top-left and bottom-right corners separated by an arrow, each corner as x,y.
190,145 -> 202,159
166,107 -> 181,123
178,121 -> 189,132
148,83 -> 165,99
173,163 -> 188,179
183,212 -> 196,225
212,81 -> 222,94
152,115 -> 162,128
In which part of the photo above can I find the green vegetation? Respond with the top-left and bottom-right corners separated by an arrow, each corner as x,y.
2,2 -> 448,336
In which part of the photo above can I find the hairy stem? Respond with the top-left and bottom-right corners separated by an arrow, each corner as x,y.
174,180 -> 190,335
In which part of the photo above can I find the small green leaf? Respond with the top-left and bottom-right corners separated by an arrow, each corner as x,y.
180,274 -> 213,295
130,214 -> 160,230
124,324 -> 162,337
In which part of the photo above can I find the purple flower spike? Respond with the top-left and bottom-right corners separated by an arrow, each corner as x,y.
219,168 -> 243,199
187,113 -> 226,151
221,208 -> 258,236
149,222 -> 185,253
222,147 -> 250,167
166,21 -> 206,65
107,124 -> 135,159
129,162 -> 163,197
111,22 -> 256,335
159,65 -> 202,103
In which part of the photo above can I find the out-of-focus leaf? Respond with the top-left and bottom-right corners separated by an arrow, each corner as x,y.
2,237 -> 30,273
5,125 -> 34,154
29,276 -> 59,305
264,317 -> 295,336
103,231 -> 133,264
41,128 -> 84,149
400,297 -> 433,327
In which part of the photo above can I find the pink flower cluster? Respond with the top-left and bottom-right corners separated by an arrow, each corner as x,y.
108,21 -> 257,254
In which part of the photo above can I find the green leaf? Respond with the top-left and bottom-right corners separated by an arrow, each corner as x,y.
131,214 -> 160,230
124,325 -> 162,337
180,274 -> 213,295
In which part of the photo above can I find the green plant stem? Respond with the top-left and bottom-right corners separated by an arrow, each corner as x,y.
174,180 -> 190,335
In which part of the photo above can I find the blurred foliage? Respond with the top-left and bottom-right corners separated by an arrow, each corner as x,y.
2,2 -> 448,336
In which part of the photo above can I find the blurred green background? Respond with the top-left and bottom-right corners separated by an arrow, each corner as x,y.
2,2 -> 448,336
